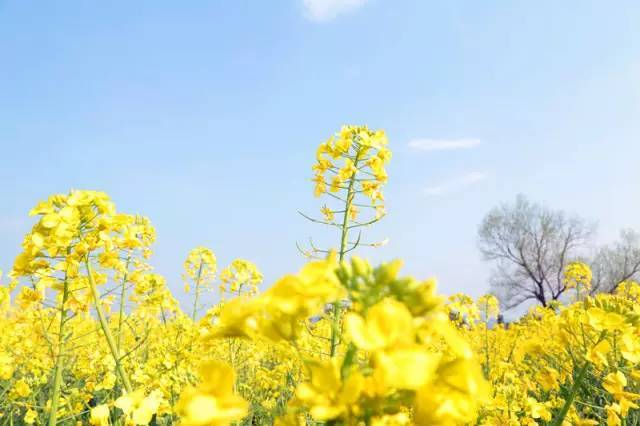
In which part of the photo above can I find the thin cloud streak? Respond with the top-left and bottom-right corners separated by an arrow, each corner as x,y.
408,138 -> 481,152
302,0 -> 369,21
423,172 -> 488,196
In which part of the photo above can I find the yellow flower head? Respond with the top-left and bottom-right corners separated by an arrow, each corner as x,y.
295,359 -> 364,422
177,360 -> 248,426
219,259 -> 262,298
89,405 -> 110,426
310,125 -> 391,226
564,261 -> 592,292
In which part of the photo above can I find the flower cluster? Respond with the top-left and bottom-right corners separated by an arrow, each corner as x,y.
312,125 -> 391,227
219,259 -> 263,299
564,260 -> 593,295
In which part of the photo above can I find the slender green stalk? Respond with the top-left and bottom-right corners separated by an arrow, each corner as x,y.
48,277 -> 69,426
191,260 -> 204,321
329,148 -> 362,358
550,361 -> 589,426
86,259 -> 133,393
116,254 -> 132,354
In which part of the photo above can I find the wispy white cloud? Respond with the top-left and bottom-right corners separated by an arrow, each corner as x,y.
423,172 -> 487,196
302,0 -> 369,22
408,138 -> 481,152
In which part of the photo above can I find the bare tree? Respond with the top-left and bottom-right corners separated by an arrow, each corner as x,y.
590,229 -> 640,293
478,195 -> 594,309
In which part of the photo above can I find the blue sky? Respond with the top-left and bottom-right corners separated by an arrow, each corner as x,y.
1,0 -> 639,305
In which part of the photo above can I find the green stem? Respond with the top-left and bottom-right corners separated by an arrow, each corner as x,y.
191,260 -> 204,321
86,259 -> 133,393
116,255 -> 132,355
329,148 -> 362,358
550,361 -> 589,426
47,277 -> 69,426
